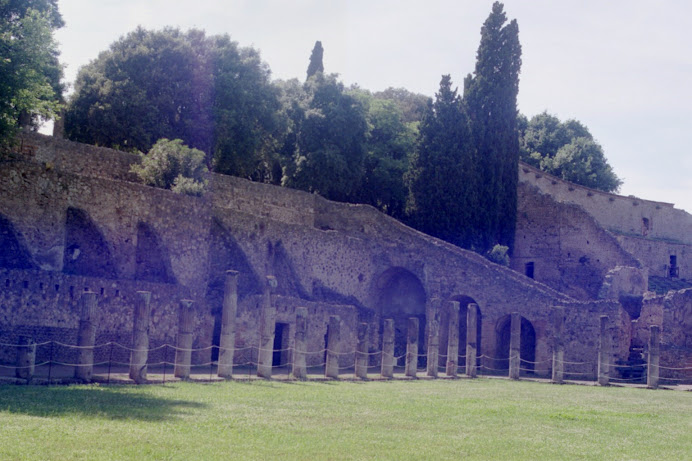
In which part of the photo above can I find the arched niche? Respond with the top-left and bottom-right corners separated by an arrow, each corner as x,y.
63,207 -> 117,278
135,222 -> 176,284
0,213 -> 36,269
494,314 -> 536,374
373,267 -> 427,366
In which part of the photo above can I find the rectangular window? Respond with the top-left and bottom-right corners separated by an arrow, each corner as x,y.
525,262 -> 535,279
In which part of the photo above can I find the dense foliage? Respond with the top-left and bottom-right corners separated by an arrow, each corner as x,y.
463,1 -> 522,252
0,0 -> 63,147
130,138 -> 208,196
61,2 -> 624,257
519,112 -> 622,192
407,2 -> 521,253
64,28 -> 279,180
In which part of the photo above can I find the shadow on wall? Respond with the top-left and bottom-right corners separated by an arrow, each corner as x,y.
135,222 -> 176,284
0,213 -> 37,269
62,207 -> 117,278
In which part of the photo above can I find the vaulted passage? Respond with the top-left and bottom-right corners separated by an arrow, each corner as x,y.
135,222 -> 176,284
63,207 -> 117,278
0,214 -> 36,269
374,267 -> 427,366
495,314 -> 536,373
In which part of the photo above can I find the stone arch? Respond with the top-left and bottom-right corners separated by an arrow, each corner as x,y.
494,314 -> 537,374
373,267 -> 427,365
0,213 -> 36,269
63,207 -> 117,278
135,222 -> 176,284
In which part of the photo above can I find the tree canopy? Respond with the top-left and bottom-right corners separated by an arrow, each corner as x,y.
519,111 -> 622,192
463,1 -> 522,252
0,0 -> 64,147
64,27 -> 279,179
306,41 -> 324,79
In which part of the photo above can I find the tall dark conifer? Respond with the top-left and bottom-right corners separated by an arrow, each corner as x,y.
406,75 -> 476,247
463,1 -> 521,252
306,41 -> 324,79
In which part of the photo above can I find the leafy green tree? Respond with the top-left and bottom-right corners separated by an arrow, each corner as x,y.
406,75 -> 477,247
130,138 -> 208,196
373,87 -> 430,124
306,40 -> 324,79
519,111 -> 622,192
282,73 -> 367,202
349,89 -> 417,218
64,27 -> 279,180
463,1 -> 522,252
0,0 -> 64,147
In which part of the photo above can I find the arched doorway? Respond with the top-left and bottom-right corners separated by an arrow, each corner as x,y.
495,314 -> 536,374
374,267 -> 427,367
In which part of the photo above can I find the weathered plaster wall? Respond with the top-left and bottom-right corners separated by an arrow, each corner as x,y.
513,182 -> 641,300
0,134 -> 636,377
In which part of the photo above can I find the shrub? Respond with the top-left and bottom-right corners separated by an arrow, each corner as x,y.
486,244 -> 510,266
131,138 -> 208,195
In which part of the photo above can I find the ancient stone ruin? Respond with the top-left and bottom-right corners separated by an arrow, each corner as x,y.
0,133 -> 689,385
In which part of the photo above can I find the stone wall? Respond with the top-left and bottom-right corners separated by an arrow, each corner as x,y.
0,133 -> 638,377
514,182 -> 641,300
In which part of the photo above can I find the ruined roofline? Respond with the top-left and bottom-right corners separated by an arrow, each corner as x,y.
518,161 -> 675,209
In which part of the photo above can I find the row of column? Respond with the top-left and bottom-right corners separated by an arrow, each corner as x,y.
13,272 -> 663,388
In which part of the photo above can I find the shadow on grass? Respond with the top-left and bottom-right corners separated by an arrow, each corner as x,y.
0,384 -> 206,421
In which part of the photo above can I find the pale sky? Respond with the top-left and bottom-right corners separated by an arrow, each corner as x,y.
51,0 -> 692,212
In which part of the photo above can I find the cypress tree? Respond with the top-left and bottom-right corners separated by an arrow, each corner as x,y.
306,41 -> 324,79
463,1 -> 522,252
406,75 -> 476,248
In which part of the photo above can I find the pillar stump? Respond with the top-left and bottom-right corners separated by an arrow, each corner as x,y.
16,336 -> 35,382
355,323 -> 369,379
427,298 -> 440,378
509,312 -> 521,380
129,291 -> 152,384
291,307 -> 308,380
257,276 -> 278,379
446,301 -> 460,377
405,317 -> 419,378
217,270 -> 239,379
325,315 -> 341,379
466,303 -> 479,378
552,306 -> 565,384
75,291 -> 98,382
381,319 -> 395,379
597,315 -> 610,386
647,325 -> 660,389
174,300 -> 195,379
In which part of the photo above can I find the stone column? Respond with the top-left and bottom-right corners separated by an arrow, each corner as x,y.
16,336 -> 35,382
291,307 -> 308,380
174,300 -> 195,379
509,312 -> 521,380
405,317 -> 419,378
355,323 -> 369,379
129,291 -> 152,384
552,306 -> 565,384
217,270 -> 239,379
466,303 -> 479,378
426,298 -> 440,378
75,291 -> 98,382
257,276 -> 278,379
381,318 -> 395,379
325,315 -> 341,379
446,301 -> 460,377
647,325 -> 660,389
597,315 -> 610,386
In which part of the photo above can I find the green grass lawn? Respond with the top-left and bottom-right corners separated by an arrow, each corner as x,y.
0,378 -> 690,460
